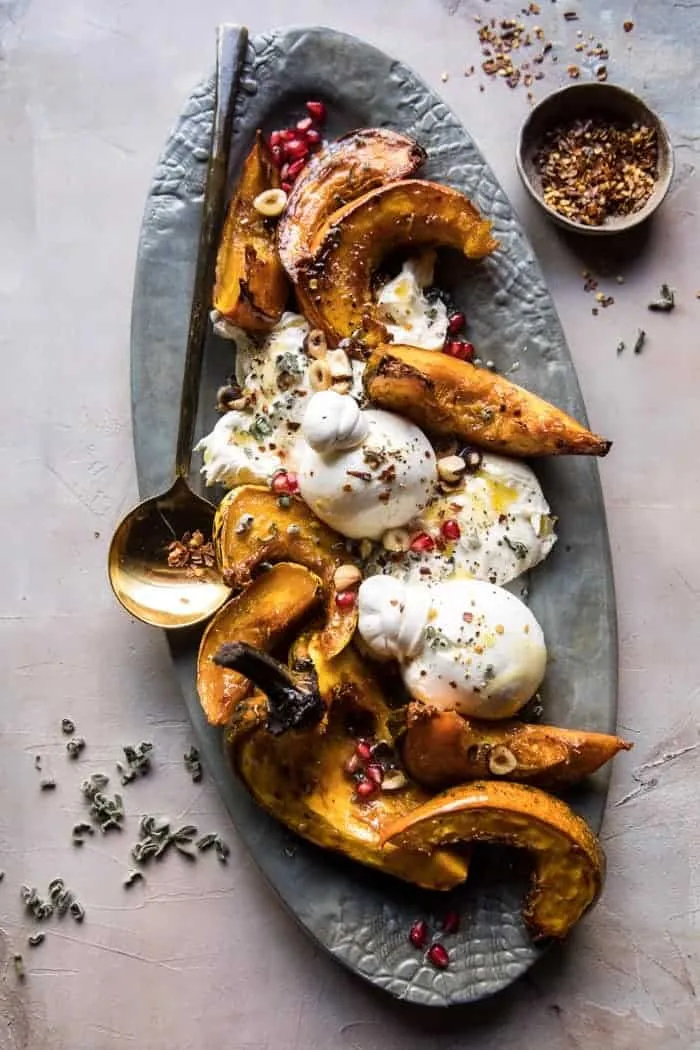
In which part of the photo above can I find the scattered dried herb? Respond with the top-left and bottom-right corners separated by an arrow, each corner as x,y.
81,774 -> 124,832
40,779 -> 56,791
66,737 -> 86,759
21,885 -> 54,921
184,745 -> 203,783
34,754 -> 41,770
648,283 -> 675,312
27,932 -> 45,947
534,116 -> 658,226
633,329 -> 646,354
0,870 -> 4,882
616,340 -> 626,355
503,536 -> 530,559
61,718 -> 75,735
72,822 -> 94,846
13,953 -> 25,980
123,870 -> 145,888
167,531 -> 216,574
131,815 -> 199,865
117,741 -> 154,785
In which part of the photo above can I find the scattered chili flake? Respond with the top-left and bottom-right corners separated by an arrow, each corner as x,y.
567,64 -> 580,78
616,340 -> 625,355
623,20 -> 634,32
563,10 -> 579,20
633,329 -> 646,354
534,115 -> 658,226
167,530 -> 216,574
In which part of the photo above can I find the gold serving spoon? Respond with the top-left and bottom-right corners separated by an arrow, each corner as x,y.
108,24 -> 246,628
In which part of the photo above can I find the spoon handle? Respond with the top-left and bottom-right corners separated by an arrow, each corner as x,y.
174,23 -> 248,480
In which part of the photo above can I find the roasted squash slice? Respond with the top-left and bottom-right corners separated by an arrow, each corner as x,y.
197,563 -> 323,726
294,179 -> 497,345
213,131 -> 288,331
224,645 -> 469,891
213,485 -> 357,658
364,344 -> 612,457
382,781 -> 605,939
277,129 -> 426,280
403,707 -> 632,789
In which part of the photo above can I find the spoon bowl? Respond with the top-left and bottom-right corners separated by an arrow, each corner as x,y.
107,24 -> 246,628
108,477 -> 229,629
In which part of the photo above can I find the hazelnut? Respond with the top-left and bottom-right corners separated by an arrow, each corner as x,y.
252,188 -> 288,218
333,564 -> 363,591
309,359 -> 332,391
437,455 -> 467,485
488,745 -> 518,776
304,329 -> 328,359
381,527 -> 411,553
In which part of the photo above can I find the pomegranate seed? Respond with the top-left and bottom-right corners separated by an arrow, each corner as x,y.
355,777 -> 376,799
447,312 -> 466,335
409,532 -> 435,553
280,162 -> 290,181
335,590 -> 357,610
443,339 -> 475,362
270,144 -> 283,167
271,470 -> 299,496
355,740 -> 372,762
344,753 -> 361,775
296,116 -> 313,133
279,128 -> 296,142
306,100 -> 326,122
441,911 -> 460,935
285,138 -> 309,161
287,158 -> 307,180
306,129 -> 321,147
427,943 -> 449,969
441,519 -> 461,541
281,180 -> 293,194
269,130 -> 282,148
366,763 -> 384,785
409,920 -> 429,950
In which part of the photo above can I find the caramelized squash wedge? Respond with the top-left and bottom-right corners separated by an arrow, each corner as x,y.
365,344 -> 612,457
225,645 -> 469,891
197,563 -> 323,726
294,180 -> 497,345
403,707 -> 632,789
382,781 -> 605,938
214,485 -> 357,658
213,131 -> 288,331
278,129 -> 426,280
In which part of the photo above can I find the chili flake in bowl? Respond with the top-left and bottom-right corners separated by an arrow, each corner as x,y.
516,83 -> 674,234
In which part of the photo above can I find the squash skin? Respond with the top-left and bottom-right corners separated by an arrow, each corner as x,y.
381,781 -> 605,939
402,707 -> 632,789
226,639 -> 469,891
213,131 -> 288,331
196,563 -> 323,726
294,179 -> 497,345
364,344 -> 612,457
277,129 -> 426,280
213,485 -> 357,658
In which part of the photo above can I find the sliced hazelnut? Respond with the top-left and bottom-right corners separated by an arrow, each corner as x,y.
333,564 -> 363,591
382,527 -> 411,552
381,769 -> 408,791
309,359 -> 332,391
304,329 -> 328,359
437,455 -> 467,485
252,188 -> 288,218
488,745 -> 518,776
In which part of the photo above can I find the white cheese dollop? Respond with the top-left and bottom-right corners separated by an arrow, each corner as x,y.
365,453 -> 556,587
297,391 -> 437,540
357,575 -> 546,719
376,253 -> 448,351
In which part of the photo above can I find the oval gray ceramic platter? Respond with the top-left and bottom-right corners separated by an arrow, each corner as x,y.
130,25 -> 617,1007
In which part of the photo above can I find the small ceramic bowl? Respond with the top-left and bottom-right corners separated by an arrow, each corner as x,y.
516,82 -> 674,235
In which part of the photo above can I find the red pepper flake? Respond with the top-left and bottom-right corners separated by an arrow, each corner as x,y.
463,611 -> 474,623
